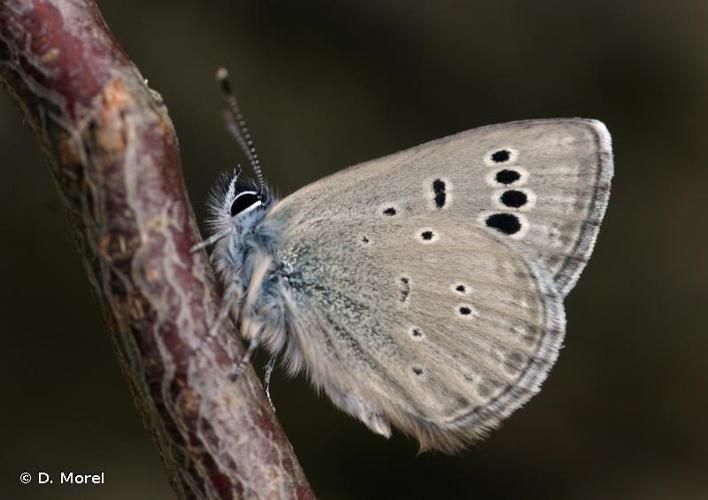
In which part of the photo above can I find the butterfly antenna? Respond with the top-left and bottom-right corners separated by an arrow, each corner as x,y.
215,67 -> 265,195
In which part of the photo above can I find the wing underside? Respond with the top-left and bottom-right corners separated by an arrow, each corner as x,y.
255,118 -> 611,450
271,119 -> 612,296
269,216 -> 565,451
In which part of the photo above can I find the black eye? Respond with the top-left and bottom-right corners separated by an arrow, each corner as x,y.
230,191 -> 261,216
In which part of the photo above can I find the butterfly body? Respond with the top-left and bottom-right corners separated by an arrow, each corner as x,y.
203,118 -> 613,452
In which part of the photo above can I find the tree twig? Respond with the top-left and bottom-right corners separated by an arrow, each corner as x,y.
0,1 -> 315,498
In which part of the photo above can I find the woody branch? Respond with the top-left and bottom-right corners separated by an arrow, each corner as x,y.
0,1 -> 314,498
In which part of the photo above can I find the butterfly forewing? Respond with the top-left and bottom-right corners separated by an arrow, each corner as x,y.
270,118 -> 612,297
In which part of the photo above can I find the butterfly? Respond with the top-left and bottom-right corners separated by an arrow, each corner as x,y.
192,68 -> 613,452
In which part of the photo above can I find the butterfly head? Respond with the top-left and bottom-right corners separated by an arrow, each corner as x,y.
208,168 -> 273,235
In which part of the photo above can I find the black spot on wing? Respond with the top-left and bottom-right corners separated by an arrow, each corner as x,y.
491,149 -> 511,163
496,169 -> 521,185
399,277 -> 410,303
433,179 -> 446,208
485,213 -> 521,235
500,190 -> 528,208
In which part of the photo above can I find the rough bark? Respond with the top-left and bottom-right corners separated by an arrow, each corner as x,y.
0,1 -> 315,498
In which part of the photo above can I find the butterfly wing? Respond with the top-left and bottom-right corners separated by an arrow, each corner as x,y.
262,214 -> 564,451
270,118 -> 612,296
250,118 -> 611,450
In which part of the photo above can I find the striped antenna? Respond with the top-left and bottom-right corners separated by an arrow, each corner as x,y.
215,67 -> 265,195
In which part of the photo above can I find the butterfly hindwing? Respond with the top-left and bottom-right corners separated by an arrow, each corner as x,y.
261,214 -> 564,451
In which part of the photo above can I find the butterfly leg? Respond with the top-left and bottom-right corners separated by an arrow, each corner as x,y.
206,280 -> 240,342
263,354 -> 278,411
229,338 -> 259,381
197,280 -> 264,388
189,227 -> 233,253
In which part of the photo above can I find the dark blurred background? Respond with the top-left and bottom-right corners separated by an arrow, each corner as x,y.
1,1 -> 706,499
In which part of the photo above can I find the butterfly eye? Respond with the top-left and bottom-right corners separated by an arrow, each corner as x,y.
230,191 -> 262,216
